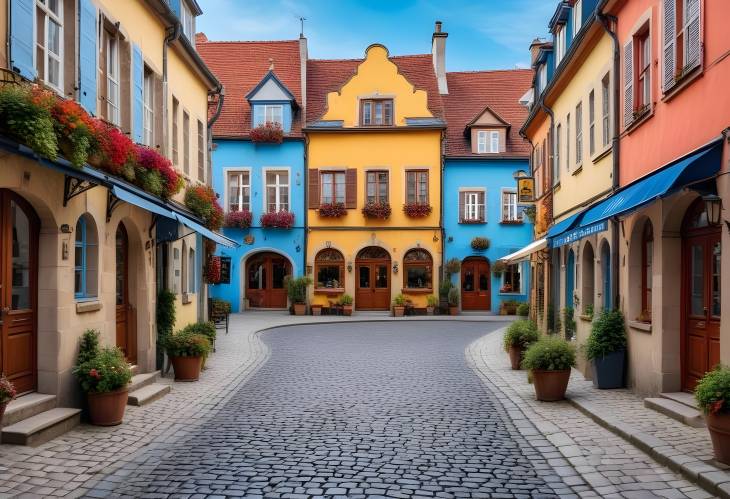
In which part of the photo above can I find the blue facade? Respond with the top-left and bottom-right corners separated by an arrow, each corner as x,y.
443,159 -> 534,311
209,139 -> 306,312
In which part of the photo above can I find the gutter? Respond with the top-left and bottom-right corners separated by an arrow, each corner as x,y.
162,23 -> 181,160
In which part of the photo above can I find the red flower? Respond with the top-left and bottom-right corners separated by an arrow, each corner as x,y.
250,122 -> 284,143
91,120 -> 135,174
135,145 -> 183,198
260,211 -> 295,228
89,368 -> 100,379
362,202 -> 392,220
403,203 -> 432,218
318,203 -> 347,218
711,399 -> 725,414
205,256 -> 222,284
224,210 -> 253,228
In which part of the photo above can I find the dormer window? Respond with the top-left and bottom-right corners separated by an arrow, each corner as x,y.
538,64 -> 548,94
555,26 -> 566,64
181,1 -> 195,42
263,104 -> 283,125
361,99 -> 393,126
477,130 -> 500,154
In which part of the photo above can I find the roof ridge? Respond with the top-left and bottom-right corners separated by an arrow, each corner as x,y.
447,68 -> 533,75
197,39 -> 300,45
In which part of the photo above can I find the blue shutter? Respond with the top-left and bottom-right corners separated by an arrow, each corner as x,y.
169,0 -> 181,18
253,105 -> 264,127
10,0 -> 35,79
78,0 -> 98,114
132,44 -> 144,144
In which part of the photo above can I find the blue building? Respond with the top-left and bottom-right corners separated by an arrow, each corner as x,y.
442,70 -> 535,312
198,38 -> 307,311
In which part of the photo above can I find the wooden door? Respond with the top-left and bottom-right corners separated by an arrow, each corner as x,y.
115,224 -> 136,364
355,247 -> 391,310
462,257 -> 490,311
245,252 -> 291,308
0,190 -> 38,395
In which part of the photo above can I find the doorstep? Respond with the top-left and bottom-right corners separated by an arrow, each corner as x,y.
644,393 -> 705,428
1,408 -> 81,447
2,393 -> 57,427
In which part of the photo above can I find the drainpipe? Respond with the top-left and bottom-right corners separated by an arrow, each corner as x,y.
539,99 -> 559,331
206,85 -> 224,185
440,129 -> 446,287
303,133 -> 309,284
519,129 -> 536,322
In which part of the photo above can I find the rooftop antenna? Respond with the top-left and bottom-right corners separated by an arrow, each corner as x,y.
297,16 -> 306,37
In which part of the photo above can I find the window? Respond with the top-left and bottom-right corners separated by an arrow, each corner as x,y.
502,264 -> 522,293
575,102 -> 583,166
555,26 -> 567,64
641,221 -> 653,321
143,69 -> 154,146
538,64 -> 548,94
501,190 -> 522,223
664,0 -> 701,90
320,171 -> 345,204
406,170 -> 428,204
74,215 -> 98,299
588,90 -> 595,156
227,171 -> 250,212
188,248 -> 196,294
601,74 -> 610,146
183,111 -> 190,175
265,105 -> 283,125
180,0 -> 195,41
315,249 -> 344,289
106,33 -> 120,126
555,123 -> 562,183
197,120 -> 205,182
265,170 -> 289,212
403,249 -> 432,290
360,99 -> 393,126
637,30 -> 651,110
181,241 -> 187,294
477,130 -> 500,154
566,113 -> 571,171
36,0 -> 63,91
173,247 -> 180,294
459,190 -> 485,223
366,171 -> 389,203
172,97 -> 179,166
573,0 -> 583,36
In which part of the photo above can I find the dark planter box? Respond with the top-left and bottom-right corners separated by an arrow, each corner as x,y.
591,349 -> 626,389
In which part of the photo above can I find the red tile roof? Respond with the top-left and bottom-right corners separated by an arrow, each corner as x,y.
306,54 -> 445,125
442,69 -> 533,157
197,39 -> 303,138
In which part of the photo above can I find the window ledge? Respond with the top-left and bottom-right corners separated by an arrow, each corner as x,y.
579,314 -> 593,322
628,320 -> 652,333
662,66 -> 703,103
624,105 -> 654,134
591,146 -> 612,164
499,220 -> 524,225
571,165 -> 583,176
459,220 -> 486,225
402,288 -> 433,295
76,300 -> 102,314
499,292 -> 523,296
182,293 -> 193,305
314,288 -> 345,295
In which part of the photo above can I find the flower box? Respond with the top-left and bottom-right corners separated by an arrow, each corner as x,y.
205,256 -> 222,284
403,203 -> 432,218
470,237 -> 490,251
250,122 -> 284,144
261,210 -> 295,228
362,201 -> 391,220
318,202 -> 347,218
185,185 -> 224,231
224,210 -> 253,229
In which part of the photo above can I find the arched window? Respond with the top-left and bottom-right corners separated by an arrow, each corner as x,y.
600,241 -> 611,310
315,249 -> 345,290
74,214 -> 98,299
188,248 -> 196,293
641,220 -> 653,322
403,249 -> 432,290
581,242 -> 595,315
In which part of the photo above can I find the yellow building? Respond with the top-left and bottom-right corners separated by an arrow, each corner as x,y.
305,45 -> 445,311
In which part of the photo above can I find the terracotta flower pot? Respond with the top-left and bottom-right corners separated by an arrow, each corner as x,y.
311,305 -> 322,316
706,412 -> 730,465
426,306 -> 434,316
449,306 -> 459,316
87,388 -> 128,426
532,369 -> 571,401
508,345 -> 524,370
393,306 -> 405,317
0,401 -> 8,426
293,303 -> 306,316
342,305 -> 353,316
170,355 -> 203,381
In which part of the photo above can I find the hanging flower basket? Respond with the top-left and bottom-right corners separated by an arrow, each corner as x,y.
250,122 -> 284,144
224,210 -> 253,228
362,201 -> 391,220
261,211 -> 295,228
471,237 -> 490,251
205,256 -> 222,284
184,185 -> 224,231
403,203 -> 432,218
318,202 -> 347,218
493,259 -> 507,276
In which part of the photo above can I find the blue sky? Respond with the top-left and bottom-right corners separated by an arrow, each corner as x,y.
196,0 -> 554,71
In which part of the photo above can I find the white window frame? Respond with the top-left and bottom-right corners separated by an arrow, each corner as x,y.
263,104 -> 283,125
183,110 -> 190,175
566,113 -> 571,171
588,90 -> 595,156
143,69 -> 154,147
501,188 -> 522,223
106,34 -> 121,126
601,73 -> 610,147
225,168 -> 251,213
573,0 -> 583,36
180,0 -> 195,42
477,130 -> 500,154
502,262 -> 523,294
538,64 -> 548,93
263,168 -> 291,213
575,102 -> 583,166
556,26 -> 567,64
36,0 -> 64,92
188,248 -> 196,294
555,123 -> 562,184
320,170 -> 346,204
172,97 -> 179,166
460,188 -> 486,223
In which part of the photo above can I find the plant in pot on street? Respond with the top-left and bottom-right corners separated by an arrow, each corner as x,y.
695,366 -> 730,464
72,330 -> 132,426
339,293 -> 354,316
503,320 -> 539,370
165,332 -> 212,381
0,373 -> 17,423
181,322 -> 217,368
426,294 -> 438,315
392,293 -> 407,317
286,276 -> 312,315
448,287 -> 460,315
444,258 -> 461,277
585,309 -> 627,389
522,336 -> 576,401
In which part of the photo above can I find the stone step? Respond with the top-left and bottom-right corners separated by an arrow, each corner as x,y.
128,371 -> 161,393
660,391 -> 699,410
127,383 -> 170,407
130,364 -> 139,375
644,397 -> 705,428
1,393 -> 56,427
1,408 -> 81,446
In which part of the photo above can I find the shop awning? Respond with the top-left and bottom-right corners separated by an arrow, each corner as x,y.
546,212 -> 582,238
111,186 -> 177,220
498,238 -> 547,263
174,212 -> 238,248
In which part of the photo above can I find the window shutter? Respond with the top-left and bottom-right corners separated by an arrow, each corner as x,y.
685,0 -> 701,71
78,0 -> 98,115
458,192 -> 465,223
479,191 -> 486,221
308,169 -> 320,209
345,169 -> 357,209
662,0 -> 676,91
10,0 -> 35,80
623,40 -> 634,128
132,44 -> 144,144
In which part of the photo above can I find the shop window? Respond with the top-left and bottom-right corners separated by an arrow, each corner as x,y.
403,249 -> 432,290
502,264 -> 521,294
641,221 -> 653,321
74,214 -> 98,299
582,242 -> 595,315
315,249 -> 345,289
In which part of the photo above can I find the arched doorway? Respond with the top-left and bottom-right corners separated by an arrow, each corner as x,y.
462,257 -> 490,311
581,242 -> 595,315
245,252 -> 291,308
116,223 -> 136,364
0,189 -> 39,394
355,246 -> 391,310
681,198 -> 721,391
565,248 -> 575,310
600,240 -> 611,310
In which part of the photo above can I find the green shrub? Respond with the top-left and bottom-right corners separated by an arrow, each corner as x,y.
76,329 -> 100,366
165,332 -> 211,358
439,279 -> 453,298
522,336 -> 576,371
0,85 -> 57,160
448,287 -> 460,306
73,347 -> 132,394
157,289 -> 176,340
182,321 -> 216,345
211,298 -> 231,315
696,366 -> 730,415
285,276 -> 312,304
517,303 -> 529,317
445,258 -> 461,276
427,295 -> 438,307
392,293 -> 406,306
503,320 -> 539,352
563,307 -> 576,339
585,309 -> 627,360
339,294 -> 353,306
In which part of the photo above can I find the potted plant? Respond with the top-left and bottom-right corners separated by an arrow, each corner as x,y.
500,299 -> 518,315
261,210 -> 295,228
517,302 -> 529,317
503,320 -> 539,370
339,294 -> 353,316
318,202 -> 347,218
250,121 -> 284,143
393,293 -> 406,317
426,295 -> 438,316
224,210 -> 253,228
470,237 -> 490,251
439,280 -> 453,313
72,330 -> 132,426
445,258 -> 461,277
286,276 -> 312,315
165,331 -> 211,381
448,287 -> 460,315
362,201 -> 392,220
585,309 -> 627,389
185,185 -> 224,231
403,203 -> 432,218
695,367 -> 730,464
522,336 -> 576,401
0,374 -> 17,424
311,303 -> 323,316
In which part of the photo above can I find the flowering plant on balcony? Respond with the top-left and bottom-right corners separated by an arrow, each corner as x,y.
250,122 -> 284,144
205,256 -> 222,284
362,201 -> 391,220
224,209 -> 253,228
261,210 -> 295,228
403,202 -> 432,218
184,185 -> 224,231
0,84 -> 57,160
136,146 -> 183,199
51,98 -> 98,167
318,202 -> 347,218
470,237 -> 490,251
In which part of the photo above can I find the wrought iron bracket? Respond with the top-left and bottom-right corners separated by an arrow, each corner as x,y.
106,190 -> 122,222
63,175 -> 96,207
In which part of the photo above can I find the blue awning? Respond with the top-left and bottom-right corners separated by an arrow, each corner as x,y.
546,212 -> 582,238
111,186 -> 177,220
174,212 -> 238,248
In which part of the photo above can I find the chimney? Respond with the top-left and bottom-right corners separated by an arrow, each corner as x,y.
299,34 -> 308,124
432,21 -> 448,95
529,38 -> 545,65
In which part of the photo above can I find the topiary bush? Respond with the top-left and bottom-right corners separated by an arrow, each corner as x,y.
503,320 -> 539,352
517,302 -> 529,317
696,366 -> 730,415
76,329 -> 100,366
522,336 -> 576,371
585,309 -> 627,360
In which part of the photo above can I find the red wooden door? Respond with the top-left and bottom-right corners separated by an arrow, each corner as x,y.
355,247 -> 391,311
0,190 -> 38,395
115,224 -> 136,364
246,253 -> 290,308
462,257 -> 491,311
